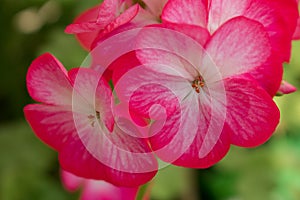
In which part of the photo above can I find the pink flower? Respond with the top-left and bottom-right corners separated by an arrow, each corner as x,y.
113,18 -> 280,168
24,53 -> 157,186
277,80 -> 297,95
61,169 -> 139,200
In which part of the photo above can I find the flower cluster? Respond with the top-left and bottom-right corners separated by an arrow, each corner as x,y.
25,0 -> 299,189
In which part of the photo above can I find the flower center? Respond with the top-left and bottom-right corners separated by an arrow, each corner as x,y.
192,75 -> 205,93
88,111 -> 100,127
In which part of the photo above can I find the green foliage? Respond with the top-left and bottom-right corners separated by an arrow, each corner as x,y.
0,121 -> 79,200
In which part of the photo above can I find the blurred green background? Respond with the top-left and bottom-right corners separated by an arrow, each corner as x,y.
0,0 -> 300,199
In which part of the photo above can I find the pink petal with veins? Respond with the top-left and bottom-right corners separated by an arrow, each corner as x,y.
224,76 -> 280,147
26,53 -> 73,106
162,0 -> 208,27
204,17 -> 272,79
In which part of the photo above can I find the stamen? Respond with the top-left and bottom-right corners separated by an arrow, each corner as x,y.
95,111 -> 100,119
88,111 -> 100,127
192,76 -> 205,93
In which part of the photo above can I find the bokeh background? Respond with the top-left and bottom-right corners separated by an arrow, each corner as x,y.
0,0 -> 300,199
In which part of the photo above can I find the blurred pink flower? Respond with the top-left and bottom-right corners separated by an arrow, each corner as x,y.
61,170 -> 139,200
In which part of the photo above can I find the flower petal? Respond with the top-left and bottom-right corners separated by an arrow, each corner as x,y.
81,180 -> 138,200
148,93 -> 200,165
61,170 -> 83,191
162,0 -> 208,27
92,4 -> 140,46
65,6 -> 102,50
26,53 -> 73,106
204,17 -> 271,79
168,79 -> 229,168
249,54 -> 283,97
172,125 -> 230,168
96,0 -> 120,24
157,23 -> 210,46
293,18 -> 300,40
24,104 -> 76,151
277,80 -> 297,95
224,76 -> 280,147
135,26 -> 206,80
